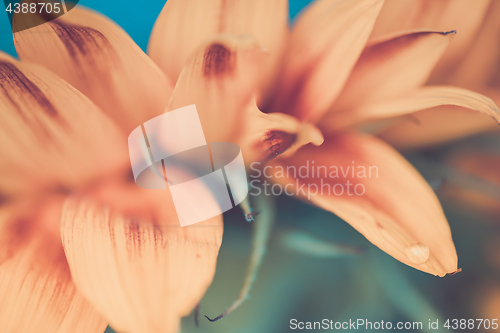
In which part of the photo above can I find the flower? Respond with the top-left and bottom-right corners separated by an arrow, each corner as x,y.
1,1 -> 499,333
146,0 -> 498,279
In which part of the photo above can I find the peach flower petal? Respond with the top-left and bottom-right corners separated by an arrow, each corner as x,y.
269,133 -> 458,277
444,0 -> 500,91
60,183 -> 223,333
376,105 -> 500,150
370,0 -> 490,79
0,53 -> 128,198
267,0 -> 383,122
324,30 -> 454,128
327,86 -> 500,129
148,0 -> 288,84
0,199 -> 107,333
14,7 -> 173,133
168,34 -> 323,163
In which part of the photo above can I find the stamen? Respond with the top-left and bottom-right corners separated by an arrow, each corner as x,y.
240,196 -> 259,222
205,191 -> 275,322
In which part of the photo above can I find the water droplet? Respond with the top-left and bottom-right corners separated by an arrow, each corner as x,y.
406,242 -> 430,264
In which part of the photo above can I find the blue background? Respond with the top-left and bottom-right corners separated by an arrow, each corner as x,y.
0,0 -> 315,57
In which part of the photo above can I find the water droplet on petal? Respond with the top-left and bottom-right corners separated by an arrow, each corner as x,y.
406,242 -> 430,264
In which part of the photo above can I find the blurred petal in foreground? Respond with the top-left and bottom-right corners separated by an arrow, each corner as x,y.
0,199 -> 107,333
0,53 -> 128,198
14,7 -> 172,133
61,183 -> 223,333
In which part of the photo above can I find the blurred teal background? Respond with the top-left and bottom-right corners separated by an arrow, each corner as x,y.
1,1 -> 499,333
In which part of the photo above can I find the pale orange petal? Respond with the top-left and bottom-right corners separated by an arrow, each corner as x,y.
443,0 -> 500,91
0,198 -> 107,333
267,0 -> 383,121
168,34 -> 323,163
14,7 -> 172,133
323,30 -> 454,129
148,0 -> 288,84
60,182 -> 224,333
0,53 -> 128,198
269,133 -> 458,277
326,86 -> 500,130
376,104 -> 499,150
370,0 -> 490,79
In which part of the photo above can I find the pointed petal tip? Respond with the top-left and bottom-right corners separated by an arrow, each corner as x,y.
441,30 -> 457,35
447,268 -> 463,276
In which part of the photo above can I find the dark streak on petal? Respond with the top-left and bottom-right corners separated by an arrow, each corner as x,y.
48,20 -> 119,102
0,61 -> 58,118
264,131 -> 297,158
151,224 -> 164,249
203,44 -> 234,78
107,215 -> 117,250
50,21 -> 112,60
125,219 -> 142,257
49,20 -> 119,90
0,60 -> 66,141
